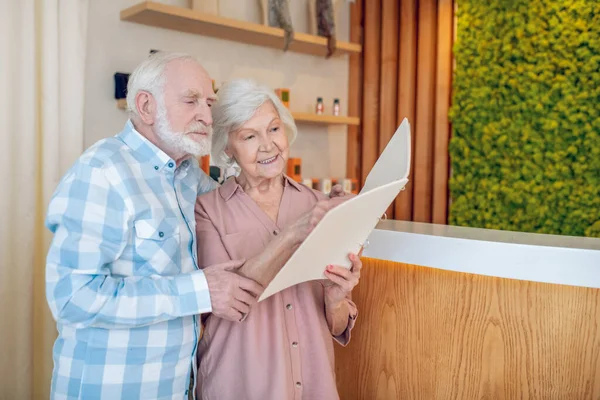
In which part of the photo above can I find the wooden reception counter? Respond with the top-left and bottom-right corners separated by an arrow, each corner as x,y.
334,221 -> 600,399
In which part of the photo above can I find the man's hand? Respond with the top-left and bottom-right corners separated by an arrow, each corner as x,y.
203,259 -> 264,322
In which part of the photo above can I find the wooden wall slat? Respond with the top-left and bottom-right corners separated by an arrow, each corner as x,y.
359,0 -> 381,186
395,0 -> 418,220
336,258 -> 600,399
345,0 -> 363,182
413,0 -> 438,222
378,0 -> 399,218
432,0 -> 454,224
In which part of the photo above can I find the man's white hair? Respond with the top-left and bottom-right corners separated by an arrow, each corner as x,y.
211,79 -> 298,168
126,51 -> 200,117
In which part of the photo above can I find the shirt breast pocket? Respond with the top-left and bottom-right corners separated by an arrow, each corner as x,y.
133,217 -> 181,275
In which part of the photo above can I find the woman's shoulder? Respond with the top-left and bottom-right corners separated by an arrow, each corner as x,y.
195,177 -> 237,218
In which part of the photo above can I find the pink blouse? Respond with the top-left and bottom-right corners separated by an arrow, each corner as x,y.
194,175 -> 357,400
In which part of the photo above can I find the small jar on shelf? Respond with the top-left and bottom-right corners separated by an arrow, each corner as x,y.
315,97 -> 324,115
332,98 -> 340,116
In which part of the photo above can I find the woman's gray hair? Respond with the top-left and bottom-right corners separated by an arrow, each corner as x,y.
126,51 -> 201,117
211,79 -> 298,168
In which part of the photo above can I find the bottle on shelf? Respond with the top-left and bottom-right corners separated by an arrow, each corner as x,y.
333,98 -> 340,116
315,97 -> 324,115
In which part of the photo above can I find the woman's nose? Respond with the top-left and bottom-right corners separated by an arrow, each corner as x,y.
259,135 -> 274,150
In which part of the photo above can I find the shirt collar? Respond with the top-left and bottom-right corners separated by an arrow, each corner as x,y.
220,174 -> 303,202
117,120 -> 174,171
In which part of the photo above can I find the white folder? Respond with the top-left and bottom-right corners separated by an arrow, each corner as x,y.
258,118 -> 412,302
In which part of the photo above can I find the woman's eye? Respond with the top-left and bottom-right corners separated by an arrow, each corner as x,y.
270,126 -> 280,133
244,135 -> 255,141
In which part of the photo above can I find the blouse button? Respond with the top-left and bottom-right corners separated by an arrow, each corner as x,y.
292,341 -> 298,347
296,382 -> 302,388
286,304 -> 292,310
158,231 -> 164,238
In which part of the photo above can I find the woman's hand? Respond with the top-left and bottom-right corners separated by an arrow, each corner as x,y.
323,252 -> 362,308
283,200 -> 334,245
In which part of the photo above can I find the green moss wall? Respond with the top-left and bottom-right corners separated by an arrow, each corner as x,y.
448,1 -> 600,237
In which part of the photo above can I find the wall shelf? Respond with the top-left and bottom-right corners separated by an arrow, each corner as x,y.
120,2 -> 362,57
291,112 -> 360,126
116,99 -> 359,126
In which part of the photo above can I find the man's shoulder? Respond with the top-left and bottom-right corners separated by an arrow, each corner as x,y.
77,136 -> 131,170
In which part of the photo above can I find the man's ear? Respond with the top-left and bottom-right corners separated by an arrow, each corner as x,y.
135,91 -> 156,125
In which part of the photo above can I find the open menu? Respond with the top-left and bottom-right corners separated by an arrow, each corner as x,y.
258,118 -> 412,302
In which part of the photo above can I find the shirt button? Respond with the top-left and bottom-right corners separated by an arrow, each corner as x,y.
286,304 -> 292,310
168,162 -> 174,168
154,165 -> 159,170
273,230 -> 278,235
296,382 -> 302,388
158,231 -> 164,238
292,341 -> 298,347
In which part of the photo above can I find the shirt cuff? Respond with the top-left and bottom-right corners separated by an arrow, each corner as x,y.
332,299 -> 358,347
175,270 -> 213,316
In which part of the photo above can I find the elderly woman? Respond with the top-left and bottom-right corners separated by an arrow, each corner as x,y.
194,79 -> 361,399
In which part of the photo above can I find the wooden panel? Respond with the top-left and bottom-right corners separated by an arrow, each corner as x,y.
378,0 -> 399,219
395,0 -> 418,221
432,0 -> 454,225
120,2 -> 362,58
412,0 -> 437,222
360,0 -> 382,186
346,0 -> 363,181
336,258 -> 600,399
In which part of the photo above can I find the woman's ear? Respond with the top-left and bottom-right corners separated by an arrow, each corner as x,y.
224,146 -> 233,161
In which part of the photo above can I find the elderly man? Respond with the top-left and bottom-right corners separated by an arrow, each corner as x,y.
45,52 -> 332,400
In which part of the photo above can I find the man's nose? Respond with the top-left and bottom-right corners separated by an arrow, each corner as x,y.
196,105 -> 213,126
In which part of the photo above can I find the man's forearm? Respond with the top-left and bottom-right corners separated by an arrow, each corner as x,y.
237,231 -> 298,287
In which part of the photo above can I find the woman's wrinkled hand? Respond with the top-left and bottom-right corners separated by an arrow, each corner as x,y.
283,200 -> 334,245
323,252 -> 362,308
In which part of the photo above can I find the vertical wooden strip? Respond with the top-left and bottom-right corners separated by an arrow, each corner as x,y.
432,0 -> 454,224
345,0 -> 363,182
378,0 -> 399,219
395,0 -> 418,221
413,0 -> 437,223
359,0 -> 381,186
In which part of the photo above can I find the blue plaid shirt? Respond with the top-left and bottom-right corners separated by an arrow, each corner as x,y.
45,120 -> 218,400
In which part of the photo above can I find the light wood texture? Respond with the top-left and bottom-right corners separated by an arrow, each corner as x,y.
345,0 -> 363,182
291,112 -> 360,126
432,0 -> 454,225
412,0 -> 437,222
395,0 -> 418,221
335,258 -> 600,399
120,2 -> 362,57
360,0 -> 381,186
378,0 -> 399,219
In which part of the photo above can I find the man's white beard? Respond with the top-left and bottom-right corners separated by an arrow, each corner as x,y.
155,104 -> 212,158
